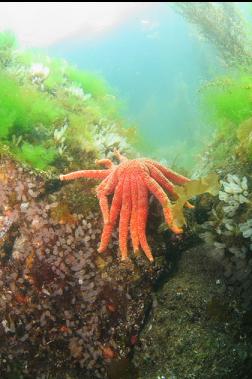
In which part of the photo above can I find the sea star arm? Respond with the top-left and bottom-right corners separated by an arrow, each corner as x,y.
96,169 -> 118,224
103,169 -> 118,194
137,176 -> 154,262
119,175 -> 132,261
144,159 -> 190,185
146,162 -> 194,209
140,169 -> 182,234
59,170 -> 110,181
146,162 -> 177,196
130,174 -> 140,254
98,223 -> 113,254
96,179 -> 110,225
95,159 -> 114,169
98,176 -> 125,253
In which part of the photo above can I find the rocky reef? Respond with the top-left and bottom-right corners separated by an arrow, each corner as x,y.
133,166 -> 252,379
2,150 -> 251,379
200,173 -> 252,310
0,21 -> 252,379
134,245 -> 252,379
0,152 -> 174,379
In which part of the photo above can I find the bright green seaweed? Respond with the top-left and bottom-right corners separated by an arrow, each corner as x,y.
202,75 -> 252,127
201,73 -> 252,164
0,31 -> 135,172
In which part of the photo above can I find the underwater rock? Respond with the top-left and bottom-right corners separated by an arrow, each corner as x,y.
0,153 -> 172,379
199,173 -> 252,310
134,244 -> 252,379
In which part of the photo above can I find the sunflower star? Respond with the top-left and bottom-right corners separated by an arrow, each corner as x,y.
59,151 -> 193,262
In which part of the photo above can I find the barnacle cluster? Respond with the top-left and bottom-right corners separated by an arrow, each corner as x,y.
219,174 -> 249,216
93,122 -> 133,158
66,85 -> 92,101
200,174 -> 252,308
240,219 -> 252,249
29,63 -> 50,89
0,155 -> 163,378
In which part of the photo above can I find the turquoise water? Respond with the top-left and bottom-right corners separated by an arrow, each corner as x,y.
49,3 -> 221,164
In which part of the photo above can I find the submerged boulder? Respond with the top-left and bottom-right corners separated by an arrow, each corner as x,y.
134,244 -> 252,379
0,153 -> 172,379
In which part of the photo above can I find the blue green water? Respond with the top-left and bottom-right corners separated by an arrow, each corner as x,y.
48,3 -> 221,165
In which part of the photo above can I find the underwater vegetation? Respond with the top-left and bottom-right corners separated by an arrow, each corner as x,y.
191,47 -> 252,313
197,73 -> 252,169
172,172 -> 220,227
174,2 -> 252,68
0,30 -> 17,67
174,3 -> 252,167
172,3 -> 252,169
0,31 -> 136,172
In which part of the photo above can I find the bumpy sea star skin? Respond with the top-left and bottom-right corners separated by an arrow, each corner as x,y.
59,152 -> 192,262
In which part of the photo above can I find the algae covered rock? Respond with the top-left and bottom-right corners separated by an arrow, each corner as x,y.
0,154 -> 172,379
134,245 -> 252,379
0,31 -> 136,174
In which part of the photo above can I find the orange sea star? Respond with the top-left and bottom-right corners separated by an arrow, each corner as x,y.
59,151 -> 193,262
